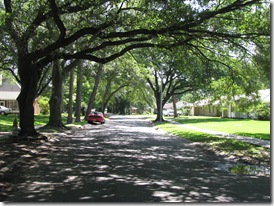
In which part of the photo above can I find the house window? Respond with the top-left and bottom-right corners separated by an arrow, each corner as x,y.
7,100 -> 19,110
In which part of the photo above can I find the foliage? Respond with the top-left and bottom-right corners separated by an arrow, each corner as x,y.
181,93 -> 200,103
0,0 -> 270,135
231,96 -> 256,113
92,54 -> 154,113
182,108 -> 190,116
252,42 -> 271,88
248,102 -> 270,120
38,96 -> 50,115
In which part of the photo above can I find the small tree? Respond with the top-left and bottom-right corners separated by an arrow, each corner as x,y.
39,97 -> 50,115
249,102 -> 270,120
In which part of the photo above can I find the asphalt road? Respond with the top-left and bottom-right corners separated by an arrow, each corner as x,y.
5,115 -> 271,202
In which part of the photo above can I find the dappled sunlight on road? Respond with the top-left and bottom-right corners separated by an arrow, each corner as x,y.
6,115 -> 271,202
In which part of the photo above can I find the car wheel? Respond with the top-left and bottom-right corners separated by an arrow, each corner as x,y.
0,111 -> 5,115
101,121 -> 105,124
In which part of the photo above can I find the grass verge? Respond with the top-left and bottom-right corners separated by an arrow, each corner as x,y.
167,116 -> 270,140
156,122 -> 270,165
0,114 -> 87,132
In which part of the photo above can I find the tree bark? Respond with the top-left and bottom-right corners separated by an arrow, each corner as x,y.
172,95 -> 178,118
155,92 -> 164,122
67,68 -> 74,124
85,63 -> 103,120
17,60 -> 39,137
75,59 -> 83,122
48,60 -> 64,127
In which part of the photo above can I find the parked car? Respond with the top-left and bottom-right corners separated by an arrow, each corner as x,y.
163,109 -> 182,116
88,112 -> 105,124
163,110 -> 174,116
0,106 -> 12,115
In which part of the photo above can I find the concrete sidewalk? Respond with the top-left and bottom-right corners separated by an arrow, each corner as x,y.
167,120 -> 270,148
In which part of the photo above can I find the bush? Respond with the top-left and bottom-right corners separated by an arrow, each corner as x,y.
182,108 -> 190,116
39,97 -> 50,115
249,102 -> 270,120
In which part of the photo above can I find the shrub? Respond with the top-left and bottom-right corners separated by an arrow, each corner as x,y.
249,102 -> 270,120
39,97 -> 50,115
182,108 -> 190,116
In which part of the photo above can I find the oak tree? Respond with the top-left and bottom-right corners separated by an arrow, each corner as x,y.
0,0 -> 269,136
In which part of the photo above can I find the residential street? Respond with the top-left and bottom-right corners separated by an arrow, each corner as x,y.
5,115 -> 270,202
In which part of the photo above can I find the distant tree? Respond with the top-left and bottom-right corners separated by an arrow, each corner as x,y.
67,68 -> 74,124
85,63 -> 103,120
48,59 -> 79,127
134,48 -> 218,121
75,59 -> 83,122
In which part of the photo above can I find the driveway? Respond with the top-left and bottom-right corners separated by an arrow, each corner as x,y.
5,115 -> 270,202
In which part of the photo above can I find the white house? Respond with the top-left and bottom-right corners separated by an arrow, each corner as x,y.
223,89 -> 270,119
0,77 -> 41,114
190,89 -> 270,119
0,77 -> 21,111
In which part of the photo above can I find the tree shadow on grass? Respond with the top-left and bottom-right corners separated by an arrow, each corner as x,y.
233,132 -> 270,141
4,117 -> 271,203
161,124 -> 270,166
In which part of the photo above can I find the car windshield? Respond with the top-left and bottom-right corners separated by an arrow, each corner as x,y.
91,112 -> 102,115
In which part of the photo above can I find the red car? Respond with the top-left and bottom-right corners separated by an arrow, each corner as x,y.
88,112 -> 105,124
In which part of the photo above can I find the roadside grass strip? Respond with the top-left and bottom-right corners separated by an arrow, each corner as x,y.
156,122 -> 270,165
0,114 -> 87,132
168,116 -> 270,141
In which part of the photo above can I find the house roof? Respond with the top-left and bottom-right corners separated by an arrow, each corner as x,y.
193,89 -> 270,107
232,89 -> 270,102
163,100 -> 191,109
0,78 -> 21,92
0,78 -> 21,100
0,91 -> 19,100
193,99 -> 219,106
259,89 -> 270,103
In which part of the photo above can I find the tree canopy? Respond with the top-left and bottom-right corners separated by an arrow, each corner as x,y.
0,0 -> 270,136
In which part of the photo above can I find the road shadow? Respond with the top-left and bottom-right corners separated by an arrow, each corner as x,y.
5,117 -> 271,202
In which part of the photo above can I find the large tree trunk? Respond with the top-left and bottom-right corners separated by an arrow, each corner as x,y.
17,61 -> 39,137
155,93 -> 164,122
85,63 -> 103,120
75,60 -> 83,122
48,60 -> 64,127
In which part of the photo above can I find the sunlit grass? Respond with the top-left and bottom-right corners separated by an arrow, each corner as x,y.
0,114 -> 18,132
166,116 -> 270,140
156,122 -> 270,163
0,114 -> 87,132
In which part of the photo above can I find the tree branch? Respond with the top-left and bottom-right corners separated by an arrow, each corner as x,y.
49,0 -> 66,40
4,0 -> 12,13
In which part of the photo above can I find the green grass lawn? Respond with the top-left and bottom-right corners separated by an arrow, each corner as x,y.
0,114 -> 87,132
167,116 -> 270,140
156,122 -> 270,164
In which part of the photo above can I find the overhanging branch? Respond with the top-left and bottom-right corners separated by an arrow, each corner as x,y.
49,0 -> 66,40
